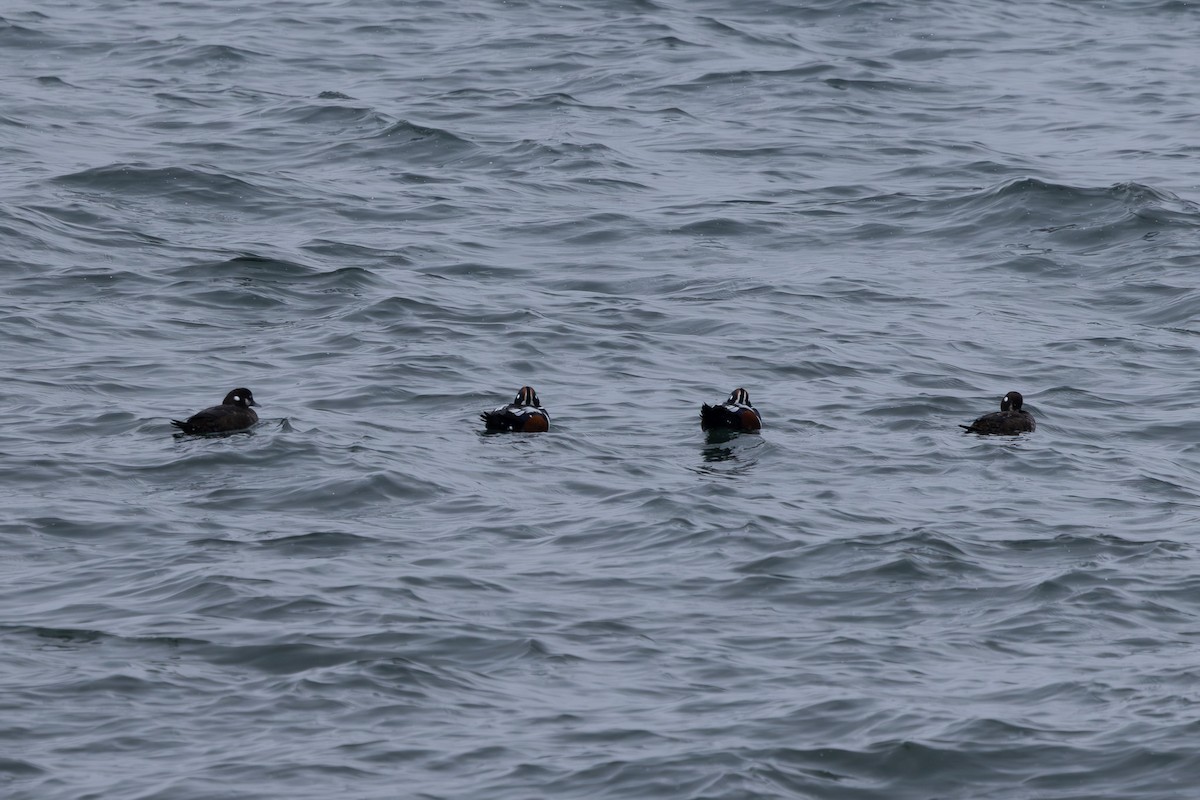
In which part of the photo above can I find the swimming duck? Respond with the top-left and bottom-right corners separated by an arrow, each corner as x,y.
171,388 -> 260,435
700,387 -> 762,432
481,386 -> 550,432
960,391 -> 1034,435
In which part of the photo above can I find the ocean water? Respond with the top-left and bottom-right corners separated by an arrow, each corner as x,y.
4,1 -> 1200,797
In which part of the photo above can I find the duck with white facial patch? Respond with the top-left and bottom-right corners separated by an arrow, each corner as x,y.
700,388 -> 762,432
481,386 -> 550,433
171,388 -> 261,435
960,391 -> 1035,435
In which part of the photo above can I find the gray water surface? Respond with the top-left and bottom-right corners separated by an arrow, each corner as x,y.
4,1 -> 1200,798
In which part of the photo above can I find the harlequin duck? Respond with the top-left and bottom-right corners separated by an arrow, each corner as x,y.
481,386 -> 550,432
700,387 -> 762,432
960,391 -> 1035,435
171,388 -> 260,435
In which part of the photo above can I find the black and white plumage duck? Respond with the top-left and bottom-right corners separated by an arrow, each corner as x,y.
480,386 -> 550,432
700,387 -> 762,432
960,391 -> 1035,435
171,388 -> 260,435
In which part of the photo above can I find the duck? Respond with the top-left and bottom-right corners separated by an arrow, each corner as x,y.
171,388 -> 260,435
481,386 -> 550,432
700,387 -> 761,432
960,391 -> 1034,435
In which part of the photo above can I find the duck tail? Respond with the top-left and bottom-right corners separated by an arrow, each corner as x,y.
700,403 -> 736,430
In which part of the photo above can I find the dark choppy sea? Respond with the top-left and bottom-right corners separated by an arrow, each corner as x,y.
5,1 -> 1200,797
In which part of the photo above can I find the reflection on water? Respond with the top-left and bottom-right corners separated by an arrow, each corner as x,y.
702,443 -> 735,463
698,429 -> 764,476
702,428 -> 739,463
